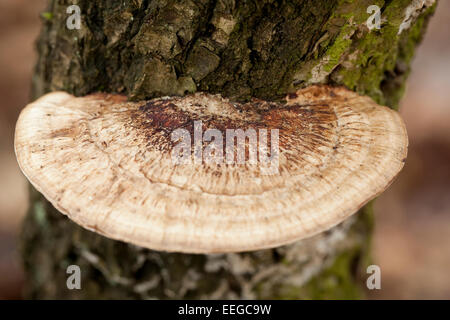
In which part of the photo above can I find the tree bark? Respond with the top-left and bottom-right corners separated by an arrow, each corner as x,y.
22,0 -> 436,299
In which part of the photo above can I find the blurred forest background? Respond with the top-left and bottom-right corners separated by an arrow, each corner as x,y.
0,0 -> 449,299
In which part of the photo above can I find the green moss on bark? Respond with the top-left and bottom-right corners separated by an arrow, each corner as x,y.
328,0 -> 436,107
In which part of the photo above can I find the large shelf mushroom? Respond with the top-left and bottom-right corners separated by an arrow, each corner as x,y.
15,85 -> 407,253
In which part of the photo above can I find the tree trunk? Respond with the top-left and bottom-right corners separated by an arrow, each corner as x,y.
22,0 -> 436,299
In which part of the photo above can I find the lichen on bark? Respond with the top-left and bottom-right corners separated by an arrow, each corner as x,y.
24,0 -> 436,299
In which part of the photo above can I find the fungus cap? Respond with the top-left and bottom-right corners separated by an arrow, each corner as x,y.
15,85 -> 407,253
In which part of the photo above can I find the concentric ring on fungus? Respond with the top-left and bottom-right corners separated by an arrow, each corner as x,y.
14,85 -> 408,253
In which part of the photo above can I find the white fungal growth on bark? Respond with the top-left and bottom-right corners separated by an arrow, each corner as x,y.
398,0 -> 436,35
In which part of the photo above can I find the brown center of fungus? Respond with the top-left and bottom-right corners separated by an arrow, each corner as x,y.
14,85 -> 408,253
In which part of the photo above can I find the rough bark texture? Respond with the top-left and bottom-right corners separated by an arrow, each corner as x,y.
22,0 -> 436,299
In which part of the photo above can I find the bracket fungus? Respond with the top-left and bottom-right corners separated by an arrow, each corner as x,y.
15,85 -> 407,253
